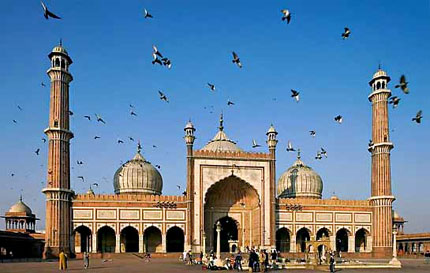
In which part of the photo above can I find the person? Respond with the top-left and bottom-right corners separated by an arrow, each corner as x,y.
182,250 -> 187,263
209,255 -> 215,269
425,250 -> 430,264
199,251 -> 204,264
83,252 -> 89,269
235,252 -> 243,271
253,250 -> 260,272
59,250 -> 68,271
271,250 -> 277,268
329,252 -> 335,273
248,250 -> 254,273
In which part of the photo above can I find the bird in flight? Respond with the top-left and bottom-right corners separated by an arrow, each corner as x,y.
68,110 -> 74,116
155,165 -> 161,169
42,138 -> 47,143
389,96 -> 401,108
158,90 -> 169,102
117,139 -> 124,144
176,185 -> 181,190
35,148 -> 40,155
95,114 -> 106,124
232,52 -> 242,68
227,99 -> 235,106
77,160 -> 83,165
77,176 -> 85,182
161,57 -> 172,69
152,53 -> 163,65
252,140 -> 261,148
334,115 -> 343,124
412,110 -> 422,124
309,130 -> 316,137
130,110 -> 137,116
144,8 -> 153,19
94,136 -> 101,140
84,115 -> 91,121
394,75 -> 409,94
368,139 -> 374,147
12,119 -> 17,124
92,183 -> 99,187
17,105 -> 23,111
342,27 -> 351,39
320,147 -> 327,158
291,89 -> 300,102
207,83 -> 216,91
286,141 -> 295,152
153,45 -> 163,58
41,1 -> 61,20
281,9 -> 291,24
128,136 -> 135,142
315,151 -> 322,160
41,82 -> 46,87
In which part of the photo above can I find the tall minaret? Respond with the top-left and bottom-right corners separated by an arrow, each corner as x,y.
184,120 -> 196,251
266,124 -> 278,248
42,42 -> 74,258
368,68 -> 395,258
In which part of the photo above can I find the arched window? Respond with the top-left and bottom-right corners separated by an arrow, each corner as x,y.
55,58 -> 60,67
382,82 -> 386,89
61,59 -> 65,69
376,82 -> 381,90
276,228 -> 291,253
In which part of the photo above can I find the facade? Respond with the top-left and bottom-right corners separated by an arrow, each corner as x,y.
41,44 -> 400,258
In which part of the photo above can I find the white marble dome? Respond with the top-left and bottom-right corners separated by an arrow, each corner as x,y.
8,196 -> 32,215
113,151 -> 162,195
277,156 -> 323,199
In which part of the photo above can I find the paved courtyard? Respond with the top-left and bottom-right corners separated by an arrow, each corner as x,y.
0,256 -> 429,273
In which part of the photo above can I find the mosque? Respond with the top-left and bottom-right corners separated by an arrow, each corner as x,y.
1,43 -> 429,260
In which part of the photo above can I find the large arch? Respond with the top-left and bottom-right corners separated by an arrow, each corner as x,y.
120,226 -> 139,253
355,228 -> 369,253
204,175 -> 260,251
316,227 -> 331,241
97,226 -> 116,253
73,225 -> 92,253
276,228 -> 291,253
143,226 -> 162,253
213,216 -> 238,252
166,226 -> 184,252
336,228 -> 350,253
296,228 -> 311,253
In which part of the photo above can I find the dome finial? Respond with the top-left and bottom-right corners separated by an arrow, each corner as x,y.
59,38 -> 63,47
19,194 -> 23,202
219,112 -> 224,131
297,148 -> 301,160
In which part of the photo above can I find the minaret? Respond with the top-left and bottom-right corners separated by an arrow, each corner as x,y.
266,124 -> 278,248
42,42 -> 74,258
368,68 -> 395,258
184,120 -> 196,251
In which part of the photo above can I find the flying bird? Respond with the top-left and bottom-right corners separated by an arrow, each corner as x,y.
41,82 -> 46,87
128,136 -> 135,142
12,119 -> 17,124
412,110 -> 422,124
227,99 -> 235,106
35,148 -> 40,155
161,58 -> 172,69
252,140 -> 261,148
41,1 -> 61,20
152,53 -> 163,65
334,115 -> 343,124
232,52 -> 242,68
155,165 -> 161,169
117,139 -> 124,144
129,104 -> 135,108
68,110 -> 74,116
291,89 -> 300,102
320,147 -> 327,158
42,138 -> 47,143
281,9 -> 291,24
158,90 -> 169,102
286,141 -> 295,152
341,27 -> 351,39
394,75 -> 409,94
77,160 -> 83,165
92,183 -> 99,187
368,139 -> 374,147
144,8 -> 153,19
77,176 -> 85,182
95,114 -> 106,124
152,45 -> 163,58
84,115 -> 91,121
130,110 -> 137,116
309,130 -> 316,137
207,83 -> 216,91
152,145 -> 157,148
389,96 -> 401,108
176,185 -> 181,190
315,151 -> 322,160
17,105 -> 23,111
94,136 -> 101,140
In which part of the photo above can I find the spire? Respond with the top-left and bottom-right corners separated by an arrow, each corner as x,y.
59,38 -> 63,47
297,148 -> 301,160
219,113 -> 224,131
19,194 -> 23,202
137,141 -> 142,154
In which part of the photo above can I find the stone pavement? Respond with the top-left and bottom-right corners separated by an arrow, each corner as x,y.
0,256 -> 429,273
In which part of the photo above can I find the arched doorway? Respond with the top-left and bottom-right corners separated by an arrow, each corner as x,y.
316,228 -> 330,241
166,227 -> 184,252
336,228 -> 349,253
74,225 -> 92,253
276,228 -> 291,252
204,175 -> 260,250
120,226 -> 139,252
355,228 -> 369,252
296,228 -> 311,253
97,226 -> 115,253
144,226 -> 162,253
214,216 -> 238,252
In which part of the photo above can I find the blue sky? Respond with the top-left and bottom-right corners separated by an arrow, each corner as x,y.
0,0 -> 429,232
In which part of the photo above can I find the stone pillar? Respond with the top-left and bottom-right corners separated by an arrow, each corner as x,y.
139,233 -> 144,253
348,235 -> 355,253
162,233 -> 167,253
115,234 -> 120,253
202,232 -> 206,255
330,236 -> 336,252
367,236 -> 373,252
215,221 -> 223,266
290,237 -> 297,253
92,233 -> 97,253
389,231 -> 401,266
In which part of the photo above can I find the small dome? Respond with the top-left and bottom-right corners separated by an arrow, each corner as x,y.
330,194 -> 339,200
372,69 -> 387,79
266,124 -> 277,134
52,45 -> 68,55
184,120 -> 194,130
8,197 -> 32,215
113,151 -> 163,195
393,210 -> 402,219
201,114 -> 242,152
277,156 -> 323,199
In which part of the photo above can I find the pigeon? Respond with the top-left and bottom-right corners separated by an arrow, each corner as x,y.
286,141 -> 295,152
95,114 -> 105,124
158,90 -> 169,102
129,104 -> 135,108
342,27 -> 351,39
41,1 -> 61,20
77,176 -> 85,182
291,89 -> 300,102
41,82 -> 46,87
77,160 -> 83,165
207,83 -> 216,91
128,136 -> 135,142
389,96 -> 401,108
252,140 -> 261,148
320,147 -> 327,158
315,151 -> 322,160
155,165 -> 161,169
68,110 -> 74,116
412,110 -> 422,124
152,45 -> 163,58
137,142 -> 143,151
94,136 -> 101,140
35,148 -> 40,155
152,53 -> 163,65
130,110 -> 137,116
368,139 -> 374,147
42,138 -> 47,143
182,191 -> 187,196
152,145 -> 157,148
84,115 -> 91,121
334,115 -> 343,124
281,9 -> 291,24
232,52 -> 242,68
144,8 -> 153,19
117,139 -> 124,144
12,120 -> 17,124
227,99 -> 235,106
92,183 -> 99,187
11,173 -> 15,177
394,75 -> 409,94
161,58 -> 172,69
17,105 -> 23,111
309,130 -> 316,137
176,185 -> 181,190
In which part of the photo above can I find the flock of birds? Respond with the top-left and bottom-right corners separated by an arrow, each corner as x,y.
6,2 -> 425,196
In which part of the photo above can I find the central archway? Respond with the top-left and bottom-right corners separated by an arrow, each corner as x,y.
120,226 -> 138,252
336,228 -> 349,252
97,226 -> 115,253
204,175 -> 260,251
276,228 -> 291,253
